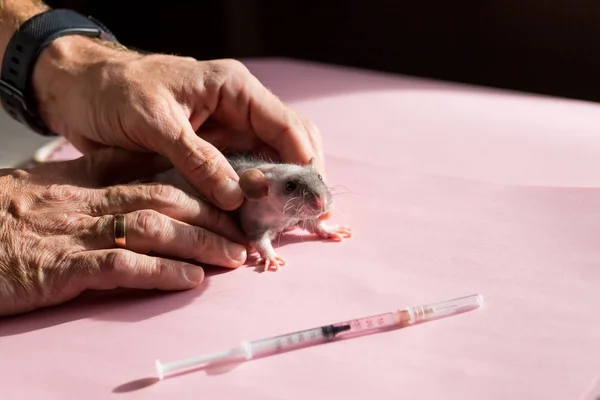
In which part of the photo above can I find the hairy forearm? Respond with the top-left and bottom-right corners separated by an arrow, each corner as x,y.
0,0 -> 49,66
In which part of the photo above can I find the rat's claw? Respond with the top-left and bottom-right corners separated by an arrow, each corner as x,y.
335,226 -> 352,238
315,223 -> 353,241
264,254 -> 286,271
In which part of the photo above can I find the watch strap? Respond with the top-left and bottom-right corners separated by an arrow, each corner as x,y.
0,9 -> 119,136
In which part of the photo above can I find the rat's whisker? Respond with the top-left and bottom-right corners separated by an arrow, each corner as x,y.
328,184 -> 350,191
328,185 -> 360,197
329,190 -> 358,197
331,192 -> 353,199
295,205 -> 305,223
283,197 -> 299,214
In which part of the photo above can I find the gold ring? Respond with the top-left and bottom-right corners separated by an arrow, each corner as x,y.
114,214 -> 126,248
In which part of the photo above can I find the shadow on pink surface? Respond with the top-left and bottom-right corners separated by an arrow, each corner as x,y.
112,377 -> 160,393
111,360 -> 244,394
0,267 -> 230,337
0,231 -> 341,338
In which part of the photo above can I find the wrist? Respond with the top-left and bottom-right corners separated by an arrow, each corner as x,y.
0,1 -> 49,65
0,6 -> 131,135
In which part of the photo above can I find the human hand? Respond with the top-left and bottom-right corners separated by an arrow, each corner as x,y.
0,148 -> 248,317
31,36 -> 325,211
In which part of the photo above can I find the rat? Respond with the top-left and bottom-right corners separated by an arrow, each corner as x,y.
154,154 -> 352,271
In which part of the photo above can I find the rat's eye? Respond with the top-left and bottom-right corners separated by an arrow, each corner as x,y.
286,181 -> 297,191
317,174 -> 323,181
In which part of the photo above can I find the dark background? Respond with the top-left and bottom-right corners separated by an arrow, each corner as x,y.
47,0 -> 600,103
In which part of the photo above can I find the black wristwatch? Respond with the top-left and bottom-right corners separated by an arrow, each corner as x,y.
0,9 -> 120,136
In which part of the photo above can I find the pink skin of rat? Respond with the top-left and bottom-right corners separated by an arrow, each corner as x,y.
235,156 -> 352,271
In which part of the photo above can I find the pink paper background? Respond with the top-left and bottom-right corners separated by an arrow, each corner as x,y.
2,58 -> 600,399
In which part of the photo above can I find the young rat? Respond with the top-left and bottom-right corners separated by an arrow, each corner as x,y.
155,155 -> 351,271
229,155 -> 352,271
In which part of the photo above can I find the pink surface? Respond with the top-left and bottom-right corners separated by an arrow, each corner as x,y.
2,58 -> 600,399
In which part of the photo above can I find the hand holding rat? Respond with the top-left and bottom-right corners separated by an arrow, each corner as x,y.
31,36 -> 325,211
0,148 -> 248,316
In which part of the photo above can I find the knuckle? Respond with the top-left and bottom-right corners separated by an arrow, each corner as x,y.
148,258 -> 164,280
134,209 -> 165,238
202,59 -> 248,90
282,115 -> 305,137
9,169 -> 29,181
148,183 -> 181,206
5,196 -> 30,219
92,186 -> 128,216
201,61 -> 228,97
44,184 -> 81,203
219,58 -> 248,74
204,204 -> 225,228
180,55 -> 197,64
209,58 -> 247,75
192,227 -> 213,251
54,213 -> 88,235
104,249 -> 135,274
184,147 -> 220,178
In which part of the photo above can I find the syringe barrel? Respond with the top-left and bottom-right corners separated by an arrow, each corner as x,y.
246,327 -> 328,358
334,311 -> 400,337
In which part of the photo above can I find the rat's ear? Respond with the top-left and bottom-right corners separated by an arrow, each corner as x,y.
307,157 -> 317,168
239,169 -> 269,200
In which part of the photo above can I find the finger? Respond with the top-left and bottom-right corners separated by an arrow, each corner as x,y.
91,210 -> 247,268
74,249 -> 205,291
161,116 -> 244,211
209,62 -> 322,171
87,182 -> 247,244
196,124 -> 261,153
299,115 -> 327,180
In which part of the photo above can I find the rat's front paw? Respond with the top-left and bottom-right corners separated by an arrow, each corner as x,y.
256,253 -> 286,271
315,222 -> 353,242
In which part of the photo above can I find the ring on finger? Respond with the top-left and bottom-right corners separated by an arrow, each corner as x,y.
114,214 -> 127,248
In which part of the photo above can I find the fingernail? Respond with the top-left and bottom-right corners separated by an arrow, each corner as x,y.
226,244 -> 247,266
214,178 -> 243,209
184,265 -> 205,283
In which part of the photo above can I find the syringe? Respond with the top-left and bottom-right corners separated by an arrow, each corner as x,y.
155,293 -> 483,379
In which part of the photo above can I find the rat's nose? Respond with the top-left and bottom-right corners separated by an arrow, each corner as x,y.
313,197 -> 325,209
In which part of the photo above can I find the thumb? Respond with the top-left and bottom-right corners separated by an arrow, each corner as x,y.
160,118 -> 244,210
81,249 -> 205,291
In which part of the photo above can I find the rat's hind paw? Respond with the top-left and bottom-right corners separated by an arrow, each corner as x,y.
315,223 -> 353,242
258,254 -> 286,271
